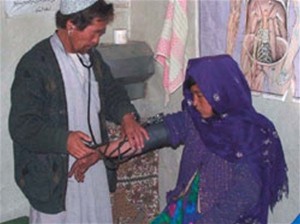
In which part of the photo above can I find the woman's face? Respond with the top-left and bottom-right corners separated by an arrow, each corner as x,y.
190,84 -> 214,118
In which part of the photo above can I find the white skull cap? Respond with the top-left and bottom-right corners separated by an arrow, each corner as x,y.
60,0 -> 98,15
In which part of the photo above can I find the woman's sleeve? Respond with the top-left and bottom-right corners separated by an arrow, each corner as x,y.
163,111 -> 188,147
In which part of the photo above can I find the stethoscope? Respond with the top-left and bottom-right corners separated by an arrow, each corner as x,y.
77,53 -> 97,146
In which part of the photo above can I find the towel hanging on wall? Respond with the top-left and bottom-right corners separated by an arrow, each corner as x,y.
155,0 -> 188,105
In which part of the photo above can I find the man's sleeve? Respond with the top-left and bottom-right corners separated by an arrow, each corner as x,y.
9,50 -> 68,154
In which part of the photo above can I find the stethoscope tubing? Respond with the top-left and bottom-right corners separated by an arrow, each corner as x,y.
77,53 -> 97,146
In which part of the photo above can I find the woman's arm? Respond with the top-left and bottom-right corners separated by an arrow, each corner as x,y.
69,121 -> 172,182
102,121 -> 171,158
69,111 -> 188,182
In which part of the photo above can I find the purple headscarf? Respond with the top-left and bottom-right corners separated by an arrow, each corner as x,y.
182,54 -> 288,223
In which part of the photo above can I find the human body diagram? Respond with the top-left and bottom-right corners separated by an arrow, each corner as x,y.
226,0 -> 300,96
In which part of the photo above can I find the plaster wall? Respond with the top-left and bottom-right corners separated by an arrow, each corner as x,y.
129,0 -> 198,212
0,3 -> 57,221
0,0 -> 299,223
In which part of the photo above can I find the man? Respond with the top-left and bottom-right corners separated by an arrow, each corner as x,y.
8,0 -> 148,223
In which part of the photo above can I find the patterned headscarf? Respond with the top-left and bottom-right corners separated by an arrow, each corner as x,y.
182,54 -> 288,223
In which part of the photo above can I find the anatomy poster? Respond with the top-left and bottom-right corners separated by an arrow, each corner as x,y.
5,0 -> 60,17
199,0 -> 300,99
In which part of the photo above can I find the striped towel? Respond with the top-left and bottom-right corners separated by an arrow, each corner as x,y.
155,0 -> 188,105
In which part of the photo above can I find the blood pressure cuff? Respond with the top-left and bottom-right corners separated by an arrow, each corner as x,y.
140,121 -> 171,154
105,120 -> 171,193
106,121 -> 171,163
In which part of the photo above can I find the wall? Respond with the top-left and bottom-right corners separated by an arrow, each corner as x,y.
253,93 -> 300,223
1,3 -> 56,221
129,0 -> 198,212
1,0 -> 299,223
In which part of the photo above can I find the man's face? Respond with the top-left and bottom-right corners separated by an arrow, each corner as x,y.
70,18 -> 107,53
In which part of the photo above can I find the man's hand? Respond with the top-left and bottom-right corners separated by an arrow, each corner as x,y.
68,151 -> 101,182
121,113 -> 149,150
67,131 -> 95,159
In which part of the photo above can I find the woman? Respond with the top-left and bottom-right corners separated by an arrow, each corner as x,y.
70,54 -> 288,224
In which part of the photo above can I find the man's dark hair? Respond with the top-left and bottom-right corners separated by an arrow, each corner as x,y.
56,0 -> 114,30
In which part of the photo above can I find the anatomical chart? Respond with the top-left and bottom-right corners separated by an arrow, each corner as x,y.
200,0 -> 300,98
5,0 -> 60,17
227,0 -> 300,97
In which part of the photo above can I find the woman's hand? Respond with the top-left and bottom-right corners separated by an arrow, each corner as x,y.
68,151 -> 101,182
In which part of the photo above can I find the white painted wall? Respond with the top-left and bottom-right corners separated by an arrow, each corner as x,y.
129,0 -> 198,213
1,2 -> 57,221
1,0 -> 299,223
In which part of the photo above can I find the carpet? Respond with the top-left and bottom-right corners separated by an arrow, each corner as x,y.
107,122 -> 160,224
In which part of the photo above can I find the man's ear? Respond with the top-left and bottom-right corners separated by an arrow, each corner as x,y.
66,20 -> 76,31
